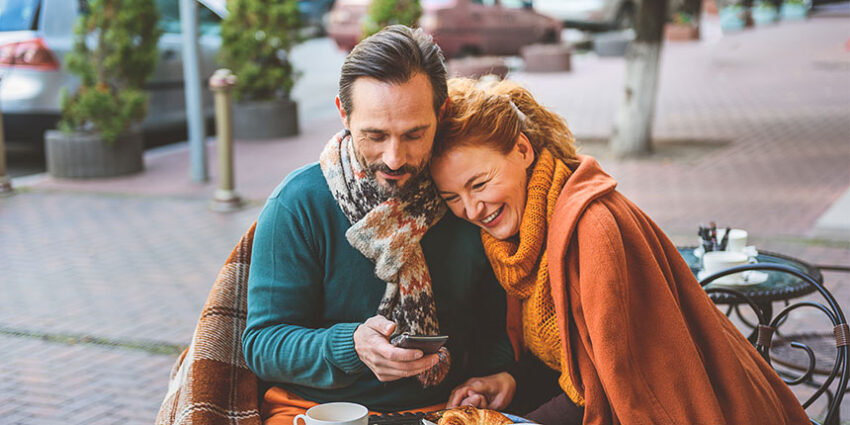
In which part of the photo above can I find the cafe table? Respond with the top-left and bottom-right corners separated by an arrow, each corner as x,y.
677,246 -> 824,330
369,410 -> 529,425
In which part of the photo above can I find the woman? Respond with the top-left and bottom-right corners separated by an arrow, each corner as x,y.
431,78 -> 809,425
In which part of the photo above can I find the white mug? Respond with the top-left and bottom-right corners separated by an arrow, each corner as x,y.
718,228 -> 748,252
702,251 -> 749,283
294,402 -> 369,425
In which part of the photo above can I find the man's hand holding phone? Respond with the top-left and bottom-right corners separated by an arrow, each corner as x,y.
353,315 -> 442,382
390,333 -> 449,354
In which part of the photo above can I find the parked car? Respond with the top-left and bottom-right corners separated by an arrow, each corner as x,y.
0,0 -> 222,145
533,0 -> 635,31
327,0 -> 562,58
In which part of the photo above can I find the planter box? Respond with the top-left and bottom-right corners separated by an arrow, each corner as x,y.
232,98 -> 299,140
521,44 -> 572,72
665,23 -> 700,41
45,129 -> 143,178
593,31 -> 632,57
447,56 -> 509,80
719,7 -> 747,32
781,2 -> 808,20
752,6 -> 779,25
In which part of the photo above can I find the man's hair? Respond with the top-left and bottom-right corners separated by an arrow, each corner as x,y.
338,25 -> 447,119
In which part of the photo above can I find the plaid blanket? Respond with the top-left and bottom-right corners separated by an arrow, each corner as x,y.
156,223 -> 262,425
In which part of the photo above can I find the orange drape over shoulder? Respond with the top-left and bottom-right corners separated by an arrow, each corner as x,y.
510,155 -> 808,424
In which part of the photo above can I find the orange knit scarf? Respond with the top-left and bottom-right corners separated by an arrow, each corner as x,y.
481,148 -> 584,406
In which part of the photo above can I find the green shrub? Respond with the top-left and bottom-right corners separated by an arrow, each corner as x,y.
754,0 -> 778,8
668,0 -> 702,24
671,11 -> 695,25
60,0 -> 162,144
219,0 -> 302,103
363,0 -> 422,38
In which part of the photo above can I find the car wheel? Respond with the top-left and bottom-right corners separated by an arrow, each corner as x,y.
614,3 -> 636,30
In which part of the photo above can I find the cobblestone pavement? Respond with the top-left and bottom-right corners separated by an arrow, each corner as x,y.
1,10 -> 848,425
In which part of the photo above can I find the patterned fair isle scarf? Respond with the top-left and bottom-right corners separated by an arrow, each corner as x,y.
320,131 -> 451,387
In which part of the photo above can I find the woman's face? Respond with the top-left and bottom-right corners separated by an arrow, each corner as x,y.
431,135 -> 535,240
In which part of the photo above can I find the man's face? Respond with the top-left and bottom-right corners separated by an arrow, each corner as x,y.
337,73 -> 438,196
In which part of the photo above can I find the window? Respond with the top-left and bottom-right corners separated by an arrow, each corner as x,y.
0,0 -> 40,32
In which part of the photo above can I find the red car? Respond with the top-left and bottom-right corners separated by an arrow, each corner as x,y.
327,0 -> 562,58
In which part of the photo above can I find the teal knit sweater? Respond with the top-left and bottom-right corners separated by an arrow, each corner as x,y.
243,163 -> 514,412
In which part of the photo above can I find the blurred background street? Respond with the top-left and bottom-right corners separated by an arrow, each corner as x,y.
1,1 -> 849,424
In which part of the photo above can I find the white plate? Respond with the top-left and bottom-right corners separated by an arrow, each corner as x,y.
502,413 -> 535,424
698,270 -> 769,286
423,412 -> 535,425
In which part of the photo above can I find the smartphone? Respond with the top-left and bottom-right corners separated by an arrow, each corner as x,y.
390,333 -> 449,354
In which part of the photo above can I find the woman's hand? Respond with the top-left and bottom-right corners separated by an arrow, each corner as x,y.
447,372 -> 516,410
353,315 -> 439,382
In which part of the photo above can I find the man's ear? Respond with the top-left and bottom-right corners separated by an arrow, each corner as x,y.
516,133 -> 535,168
335,96 -> 349,129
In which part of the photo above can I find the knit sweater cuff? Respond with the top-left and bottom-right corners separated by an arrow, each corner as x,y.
326,322 -> 367,375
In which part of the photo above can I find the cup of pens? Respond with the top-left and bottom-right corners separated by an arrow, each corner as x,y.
698,224 -> 745,253
697,223 -> 757,265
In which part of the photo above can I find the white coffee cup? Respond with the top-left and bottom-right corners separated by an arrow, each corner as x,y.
717,228 -> 748,252
702,251 -> 749,282
294,402 -> 369,425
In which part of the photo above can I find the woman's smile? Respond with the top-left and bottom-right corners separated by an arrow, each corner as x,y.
480,205 -> 504,226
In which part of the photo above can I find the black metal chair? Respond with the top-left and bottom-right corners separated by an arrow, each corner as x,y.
699,263 -> 849,425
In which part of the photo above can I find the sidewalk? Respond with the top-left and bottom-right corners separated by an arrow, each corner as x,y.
1,11 -> 848,425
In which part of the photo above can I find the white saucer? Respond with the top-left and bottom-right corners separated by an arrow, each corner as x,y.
698,270 -> 769,286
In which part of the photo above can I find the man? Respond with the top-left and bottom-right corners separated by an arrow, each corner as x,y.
243,25 -> 513,424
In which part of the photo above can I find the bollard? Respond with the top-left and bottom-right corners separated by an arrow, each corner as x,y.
0,74 -> 13,196
209,69 -> 241,212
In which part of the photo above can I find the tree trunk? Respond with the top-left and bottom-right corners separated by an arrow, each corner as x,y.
610,0 -> 668,157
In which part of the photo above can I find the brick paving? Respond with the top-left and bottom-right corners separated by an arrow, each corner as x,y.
0,192 -> 258,346
0,335 -> 174,425
1,10 -> 848,425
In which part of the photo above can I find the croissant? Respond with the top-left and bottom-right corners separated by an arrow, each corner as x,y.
436,406 -> 513,425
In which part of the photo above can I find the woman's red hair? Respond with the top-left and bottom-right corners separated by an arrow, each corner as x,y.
434,78 -> 578,166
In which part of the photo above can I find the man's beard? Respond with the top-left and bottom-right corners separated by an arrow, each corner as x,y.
365,161 -> 428,198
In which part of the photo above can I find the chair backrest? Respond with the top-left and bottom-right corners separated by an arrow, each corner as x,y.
700,263 -> 849,425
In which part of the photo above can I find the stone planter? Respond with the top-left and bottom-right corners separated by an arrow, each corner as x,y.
45,129 -> 143,178
780,2 -> 808,20
752,5 -> 779,25
593,31 -> 632,57
232,97 -> 299,140
521,44 -> 572,73
665,23 -> 700,41
447,57 -> 509,80
719,6 -> 747,32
